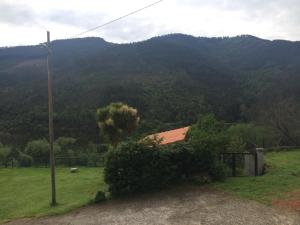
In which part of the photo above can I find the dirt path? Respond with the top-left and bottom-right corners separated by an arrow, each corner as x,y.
4,186 -> 300,225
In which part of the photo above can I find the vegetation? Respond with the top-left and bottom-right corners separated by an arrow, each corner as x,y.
104,115 -> 227,196
105,140 -> 177,196
24,139 -> 60,160
0,138 -> 107,167
1,150 -> 298,222
97,102 -> 139,146
187,114 -> 228,172
1,34 -> 300,147
214,150 -> 300,204
227,123 -> 277,151
1,33 -> 300,220
0,167 -> 105,223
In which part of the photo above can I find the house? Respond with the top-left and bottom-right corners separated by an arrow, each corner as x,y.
147,126 -> 190,145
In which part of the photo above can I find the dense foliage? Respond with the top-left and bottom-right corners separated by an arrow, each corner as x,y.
104,115 -> 228,196
105,140 -> 181,195
1,34 -> 300,146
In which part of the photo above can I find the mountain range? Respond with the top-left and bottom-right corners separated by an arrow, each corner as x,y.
1,34 -> 299,145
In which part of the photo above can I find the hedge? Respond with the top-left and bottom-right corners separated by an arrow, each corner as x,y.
104,140 -> 226,196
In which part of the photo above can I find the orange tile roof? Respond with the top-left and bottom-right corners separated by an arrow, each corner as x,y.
147,126 -> 190,145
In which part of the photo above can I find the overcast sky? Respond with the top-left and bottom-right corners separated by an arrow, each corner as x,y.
1,0 -> 300,47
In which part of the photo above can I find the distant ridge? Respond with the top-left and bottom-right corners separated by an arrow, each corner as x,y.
0,33 -> 299,145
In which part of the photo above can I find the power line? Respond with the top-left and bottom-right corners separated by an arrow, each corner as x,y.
69,0 -> 164,39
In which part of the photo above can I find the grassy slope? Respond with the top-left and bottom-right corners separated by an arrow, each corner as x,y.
214,150 -> 300,204
0,167 -> 105,222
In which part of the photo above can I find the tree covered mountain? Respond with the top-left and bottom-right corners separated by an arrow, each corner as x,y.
1,34 -> 300,145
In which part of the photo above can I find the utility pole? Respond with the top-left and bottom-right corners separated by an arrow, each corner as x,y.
46,31 -> 56,206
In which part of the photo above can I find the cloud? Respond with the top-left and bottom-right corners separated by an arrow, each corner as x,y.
0,2 -> 36,25
171,0 -> 300,40
0,0 -> 300,46
45,10 -> 109,29
175,0 -> 299,22
98,18 -> 164,43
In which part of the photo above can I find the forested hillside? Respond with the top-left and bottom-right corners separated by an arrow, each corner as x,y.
1,34 -> 300,146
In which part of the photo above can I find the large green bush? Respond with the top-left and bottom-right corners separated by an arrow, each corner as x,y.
104,114 -> 230,196
104,139 -> 226,196
104,140 -> 189,196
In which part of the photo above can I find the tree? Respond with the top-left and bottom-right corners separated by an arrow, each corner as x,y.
257,98 -> 300,145
96,103 -> 140,146
24,139 -> 61,160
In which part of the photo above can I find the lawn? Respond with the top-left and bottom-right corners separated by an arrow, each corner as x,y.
214,150 -> 300,205
0,167 -> 105,223
1,151 -> 299,223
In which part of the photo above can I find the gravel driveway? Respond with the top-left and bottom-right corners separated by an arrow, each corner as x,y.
4,186 -> 300,225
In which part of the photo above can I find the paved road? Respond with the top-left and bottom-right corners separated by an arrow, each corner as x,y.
4,186 -> 300,225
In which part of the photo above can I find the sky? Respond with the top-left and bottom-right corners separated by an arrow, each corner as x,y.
0,0 -> 300,47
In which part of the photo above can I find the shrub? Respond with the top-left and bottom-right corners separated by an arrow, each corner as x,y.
94,191 -> 106,203
104,140 -> 185,196
24,139 -> 49,159
104,138 -> 225,196
24,139 -> 61,163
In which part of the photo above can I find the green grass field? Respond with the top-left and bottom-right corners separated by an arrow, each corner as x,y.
0,167 -> 105,223
1,151 -> 299,223
214,150 -> 300,204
